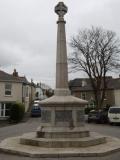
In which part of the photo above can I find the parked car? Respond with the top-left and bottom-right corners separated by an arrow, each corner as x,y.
88,108 -> 108,123
31,103 -> 41,117
108,106 -> 120,125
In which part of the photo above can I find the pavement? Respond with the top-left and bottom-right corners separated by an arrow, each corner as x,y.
0,118 -> 120,159
0,120 -> 10,128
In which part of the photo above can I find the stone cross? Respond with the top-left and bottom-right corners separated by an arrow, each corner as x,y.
55,2 -> 68,18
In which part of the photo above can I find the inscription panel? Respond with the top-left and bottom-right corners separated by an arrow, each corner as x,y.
55,110 -> 72,122
77,110 -> 84,122
41,110 -> 51,123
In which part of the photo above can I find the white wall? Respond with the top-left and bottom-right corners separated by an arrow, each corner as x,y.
0,82 -> 32,112
114,90 -> 120,106
0,82 -> 22,102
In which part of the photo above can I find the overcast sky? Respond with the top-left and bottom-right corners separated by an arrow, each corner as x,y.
0,0 -> 120,88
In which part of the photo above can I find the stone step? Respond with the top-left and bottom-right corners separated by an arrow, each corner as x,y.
37,127 -> 90,138
0,135 -> 120,158
20,132 -> 106,148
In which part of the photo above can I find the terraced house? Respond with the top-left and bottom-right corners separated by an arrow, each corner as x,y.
69,77 -> 120,108
0,69 -> 35,120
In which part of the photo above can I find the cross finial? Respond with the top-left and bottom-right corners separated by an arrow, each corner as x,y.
55,2 -> 68,18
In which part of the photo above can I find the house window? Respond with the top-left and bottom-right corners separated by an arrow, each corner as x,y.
0,103 -> 4,117
81,92 -> 86,100
26,86 -> 29,97
5,83 -> 12,96
90,102 -> 95,108
89,99 -> 96,108
0,103 -> 10,117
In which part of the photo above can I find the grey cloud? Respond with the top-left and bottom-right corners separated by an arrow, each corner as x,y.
0,42 -> 21,66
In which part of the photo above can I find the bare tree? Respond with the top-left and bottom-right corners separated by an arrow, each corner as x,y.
69,27 -> 120,109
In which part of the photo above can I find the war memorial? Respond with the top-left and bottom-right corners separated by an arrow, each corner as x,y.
0,2 -> 120,158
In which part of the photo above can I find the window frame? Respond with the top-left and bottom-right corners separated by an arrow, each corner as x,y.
5,83 -> 12,96
81,92 -> 86,100
0,103 -> 10,117
26,86 -> 29,97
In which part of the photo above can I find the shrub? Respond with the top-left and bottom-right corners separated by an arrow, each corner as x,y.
9,102 -> 25,123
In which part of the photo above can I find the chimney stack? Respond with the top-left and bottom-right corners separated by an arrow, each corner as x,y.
13,69 -> 18,77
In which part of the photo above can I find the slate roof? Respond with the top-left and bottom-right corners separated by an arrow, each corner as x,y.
69,77 -> 120,91
0,70 -> 29,84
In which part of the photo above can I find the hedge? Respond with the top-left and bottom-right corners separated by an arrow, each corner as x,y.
9,102 -> 25,123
